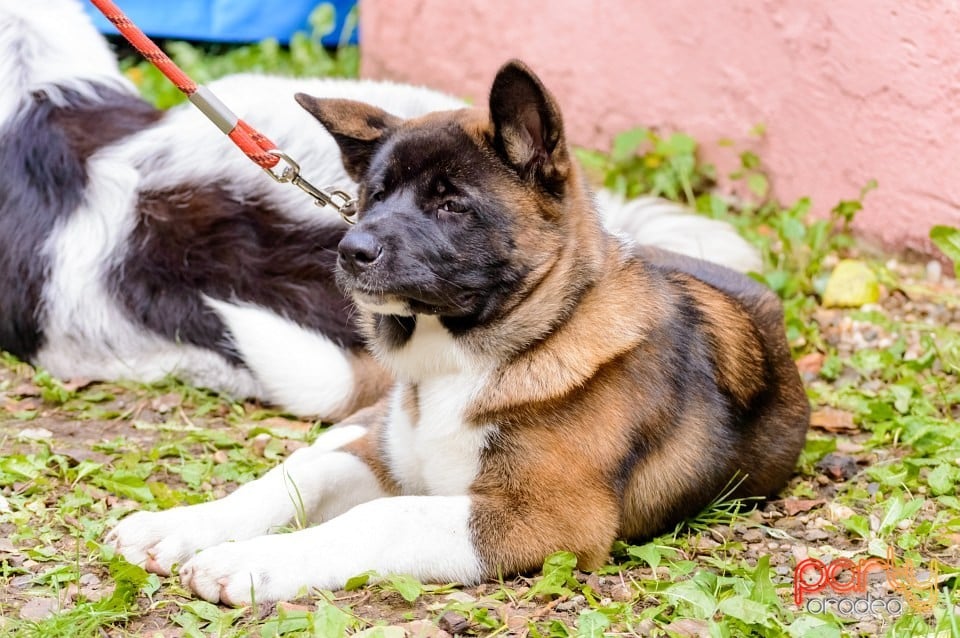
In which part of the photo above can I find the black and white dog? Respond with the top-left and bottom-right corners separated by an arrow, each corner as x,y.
0,0 -> 761,419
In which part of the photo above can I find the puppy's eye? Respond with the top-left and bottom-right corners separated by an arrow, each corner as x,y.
439,201 -> 466,214
369,190 -> 385,203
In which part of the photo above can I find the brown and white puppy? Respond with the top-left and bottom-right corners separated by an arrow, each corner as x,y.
108,60 -> 809,605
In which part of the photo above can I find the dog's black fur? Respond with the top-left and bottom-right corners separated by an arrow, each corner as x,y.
112,183 -> 359,364
0,85 -> 160,359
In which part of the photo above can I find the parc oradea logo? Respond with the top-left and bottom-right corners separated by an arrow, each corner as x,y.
794,546 -> 941,619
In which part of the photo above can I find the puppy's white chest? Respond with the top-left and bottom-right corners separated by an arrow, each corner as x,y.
380,316 -> 492,495
385,376 -> 491,496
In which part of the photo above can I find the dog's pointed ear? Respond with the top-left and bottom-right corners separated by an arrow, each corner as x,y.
489,60 -> 570,193
295,94 -> 401,180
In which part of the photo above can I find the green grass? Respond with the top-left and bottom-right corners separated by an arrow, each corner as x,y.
1,28 -> 959,638
119,3 -> 358,109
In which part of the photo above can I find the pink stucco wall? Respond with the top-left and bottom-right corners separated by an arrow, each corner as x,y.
360,1 -> 960,257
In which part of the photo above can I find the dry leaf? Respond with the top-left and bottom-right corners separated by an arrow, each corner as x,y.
795,352 -> 825,376
5,398 -> 41,413
665,618 -> 710,638
810,407 -> 857,432
782,498 -> 826,516
10,382 -> 41,397
258,417 -> 313,433
61,377 -> 95,392
822,259 -> 880,308
277,601 -> 311,612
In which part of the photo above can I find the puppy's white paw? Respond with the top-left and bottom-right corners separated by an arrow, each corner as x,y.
106,505 -> 233,575
180,537 -> 303,606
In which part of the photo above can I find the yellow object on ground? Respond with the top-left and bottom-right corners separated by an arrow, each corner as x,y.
822,259 -> 880,308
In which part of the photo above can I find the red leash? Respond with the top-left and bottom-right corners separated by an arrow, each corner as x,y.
88,0 -> 358,222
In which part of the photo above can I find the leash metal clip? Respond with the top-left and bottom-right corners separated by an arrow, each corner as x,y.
265,149 -> 359,225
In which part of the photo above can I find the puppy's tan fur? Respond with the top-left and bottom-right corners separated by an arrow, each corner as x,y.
298,60 -> 810,578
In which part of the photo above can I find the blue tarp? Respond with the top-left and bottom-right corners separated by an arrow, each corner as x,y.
83,0 -> 358,46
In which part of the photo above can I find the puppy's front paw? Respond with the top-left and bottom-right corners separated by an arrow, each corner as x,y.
180,538 -> 302,606
106,505 -> 227,575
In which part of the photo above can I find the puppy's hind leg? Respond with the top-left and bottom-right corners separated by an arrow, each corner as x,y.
108,415 -> 389,575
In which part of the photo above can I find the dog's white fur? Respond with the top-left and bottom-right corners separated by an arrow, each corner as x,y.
0,0 -> 129,122
383,317 -> 494,495
203,297 -> 357,418
1,1 -> 762,418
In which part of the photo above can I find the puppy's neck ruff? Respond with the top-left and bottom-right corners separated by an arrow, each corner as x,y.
375,315 -> 486,383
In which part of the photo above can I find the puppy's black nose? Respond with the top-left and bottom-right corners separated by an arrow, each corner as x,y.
338,231 -> 383,271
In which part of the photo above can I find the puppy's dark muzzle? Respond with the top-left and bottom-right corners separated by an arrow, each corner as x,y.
337,230 -> 384,275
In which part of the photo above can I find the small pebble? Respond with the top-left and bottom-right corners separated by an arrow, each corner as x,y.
827,503 -> 855,522
694,537 -> 720,550
79,573 -> 100,586
437,611 -> 471,635
505,615 -> 527,632
250,433 -> 272,457
816,453 -> 859,481
584,574 -> 602,592
17,428 -> 53,442
926,260 -> 942,283
554,594 -> 586,612
742,529 -> 764,543
610,583 -> 633,602
62,583 -> 79,604
805,529 -> 831,542
19,598 -> 56,621
444,591 -> 476,604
